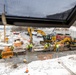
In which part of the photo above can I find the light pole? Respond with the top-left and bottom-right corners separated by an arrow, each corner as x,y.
1,4 -> 6,43
4,4 -> 6,43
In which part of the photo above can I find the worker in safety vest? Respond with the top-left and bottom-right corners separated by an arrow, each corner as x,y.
44,43 -> 49,49
56,43 -> 60,52
29,43 -> 33,52
26,43 -> 33,52
26,44 -> 29,50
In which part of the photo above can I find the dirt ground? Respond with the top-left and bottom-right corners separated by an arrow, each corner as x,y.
25,50 -> 76,62
0,50 -> 76,64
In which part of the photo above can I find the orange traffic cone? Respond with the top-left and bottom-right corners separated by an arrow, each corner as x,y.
25,68 -> 29,73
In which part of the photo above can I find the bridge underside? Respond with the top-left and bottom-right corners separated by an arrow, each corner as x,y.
0,6 -> 76,28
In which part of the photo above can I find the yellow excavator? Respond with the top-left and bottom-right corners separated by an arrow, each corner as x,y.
40,34 -> 56,45
40,29 -> 56,44
57,37 -> 71,44
35,29 -> 46,36
28,27 -> 46,43
27,27 -> 56,44
54,36 -> 72,51
27,27 -> 57,51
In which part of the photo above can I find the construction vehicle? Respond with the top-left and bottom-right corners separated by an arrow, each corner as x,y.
70,38 -> 76,50
54,35 -> 72,51
1,43 -> 13,59
41,34 -> 56,45
53,34 -> 76,51
56,33 -> 64,41
27,27 -> 76,51
27,27 -> 56,45
36,29 -> 46,36
27,27 -> 33,43
27,27 -> 46,43
58,36 -> 71,44
27,27 -> 56,51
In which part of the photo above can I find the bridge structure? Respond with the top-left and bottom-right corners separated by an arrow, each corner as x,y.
0,6 -> 76,28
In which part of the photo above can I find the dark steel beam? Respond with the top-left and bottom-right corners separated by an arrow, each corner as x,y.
0,6 -> 76,28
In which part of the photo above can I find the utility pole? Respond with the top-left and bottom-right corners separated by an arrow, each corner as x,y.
4,4 -> 6,43
2,1 -> 10,43
1,4 -> 6,43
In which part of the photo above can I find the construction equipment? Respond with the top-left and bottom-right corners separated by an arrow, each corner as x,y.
27,27 -> 46,43
27,27 -> 56,51
40,34 -> 56,45
70,38 -> 76,50
28,28 -> 76,51
27,27 -> 33,43
36,28 -> 56,44
58,37 -> 71,44
53,35 -> 72,51
1,46 -> 13,59
35,29 -> 46,36
27,27 -> 56,44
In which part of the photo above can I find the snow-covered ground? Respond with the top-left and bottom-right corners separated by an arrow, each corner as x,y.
0,26 -> 76,43
0,55 -> 76,75
15,32 -> 43,45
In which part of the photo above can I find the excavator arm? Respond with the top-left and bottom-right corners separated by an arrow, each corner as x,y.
27,27 -> 33,43
59,37 -> 71,44
35,30 -> 46,36
27,27 -> 46,44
